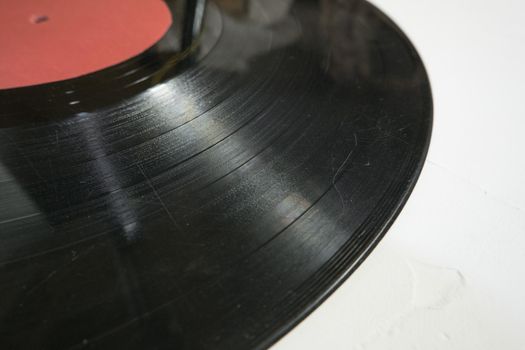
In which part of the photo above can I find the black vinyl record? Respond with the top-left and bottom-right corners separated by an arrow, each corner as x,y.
0,0 -> 432,349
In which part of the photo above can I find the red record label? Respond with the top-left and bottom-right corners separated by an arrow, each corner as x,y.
0,0 -> 172,89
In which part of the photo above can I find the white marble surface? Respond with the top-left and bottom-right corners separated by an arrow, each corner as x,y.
274,0 -> 525,349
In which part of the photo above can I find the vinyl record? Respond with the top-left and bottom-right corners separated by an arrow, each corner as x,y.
0,0 -> 432,348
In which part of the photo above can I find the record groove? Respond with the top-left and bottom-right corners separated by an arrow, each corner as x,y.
0,0 -> 432,349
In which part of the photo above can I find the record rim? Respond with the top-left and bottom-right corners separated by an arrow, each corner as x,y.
257,2 -> 433,348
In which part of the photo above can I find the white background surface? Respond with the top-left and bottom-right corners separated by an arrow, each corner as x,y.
275,0 -> 525,349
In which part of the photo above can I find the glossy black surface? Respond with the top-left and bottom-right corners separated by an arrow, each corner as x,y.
0,0 -> 432,348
